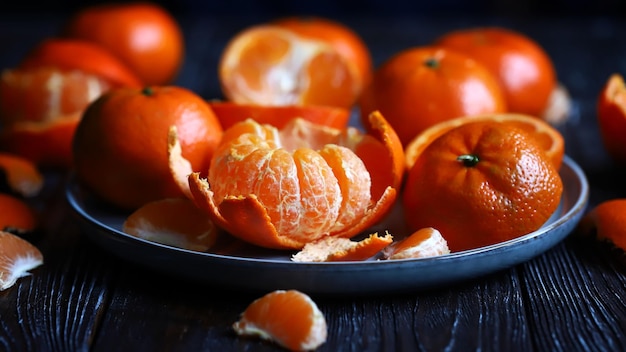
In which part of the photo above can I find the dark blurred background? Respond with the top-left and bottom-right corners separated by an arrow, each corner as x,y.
1,0 -> 625,17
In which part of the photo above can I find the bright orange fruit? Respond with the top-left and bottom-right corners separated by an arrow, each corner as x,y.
63,2 -> 184,85
359,46 -> 507,146
597,73 -> 626,164
233,290 -> 327,351
404,113 -> 565,171
403,120 -> 563,252
73,86 -> 223,210
123,198 -> 219,252
219,25 -> 359,109
187,111 -> 402,249
382,227 -> 450,260
0,231 -> 43,291
435,27 -> 557,117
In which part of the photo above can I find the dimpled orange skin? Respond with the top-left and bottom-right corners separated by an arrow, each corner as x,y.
435,27 -> 557,117
403,121 -> 563,252
359,46 -> 507,146
63,2 -> 184,86
73,86 -> 223,210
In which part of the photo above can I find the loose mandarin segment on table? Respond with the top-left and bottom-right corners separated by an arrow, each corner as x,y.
0,231 -> 43,291
233,290 -> 327,351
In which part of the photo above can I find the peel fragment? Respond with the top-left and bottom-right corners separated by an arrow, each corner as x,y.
292,232 -> 393,262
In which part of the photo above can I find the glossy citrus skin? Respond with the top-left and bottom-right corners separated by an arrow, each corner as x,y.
435,27 -> 557,117
63,2 -> 184,85
597,73 -> 626,164
273,16 -> 373,99
359,46 -> 507,146
403,120 -> 563,252
73,86 -> 223,210
18,39 -> 143,88
209,101 -> 350,130
219,25 -> 358,109
404,113 -> 565,171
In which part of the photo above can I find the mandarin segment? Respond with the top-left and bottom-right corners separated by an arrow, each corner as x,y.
233,290 -> 327,351
404,113 -> 565,171
403,120 -> 563,252
359,46 -> 507,146
0,231 -> 43,291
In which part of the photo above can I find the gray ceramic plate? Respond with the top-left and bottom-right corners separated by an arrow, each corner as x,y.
67,155 -> 589,295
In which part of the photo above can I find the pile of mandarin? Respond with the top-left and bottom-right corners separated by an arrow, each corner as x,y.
2,3 -> 626,350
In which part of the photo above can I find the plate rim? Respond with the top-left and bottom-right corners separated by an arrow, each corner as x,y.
67,155 -> 589,293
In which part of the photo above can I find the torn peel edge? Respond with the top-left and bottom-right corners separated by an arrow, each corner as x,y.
292,231 -> 394,262
167,125 -> 194,200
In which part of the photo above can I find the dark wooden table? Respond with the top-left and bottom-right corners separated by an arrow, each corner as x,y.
1,12 -> 626,352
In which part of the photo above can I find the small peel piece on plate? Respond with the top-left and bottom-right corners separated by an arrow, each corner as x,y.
292,232 -> 393,262
382,227 -> 450,260
122,197 -> 219,252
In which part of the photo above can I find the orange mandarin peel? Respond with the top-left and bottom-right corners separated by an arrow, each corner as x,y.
181,111 -> 402,250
